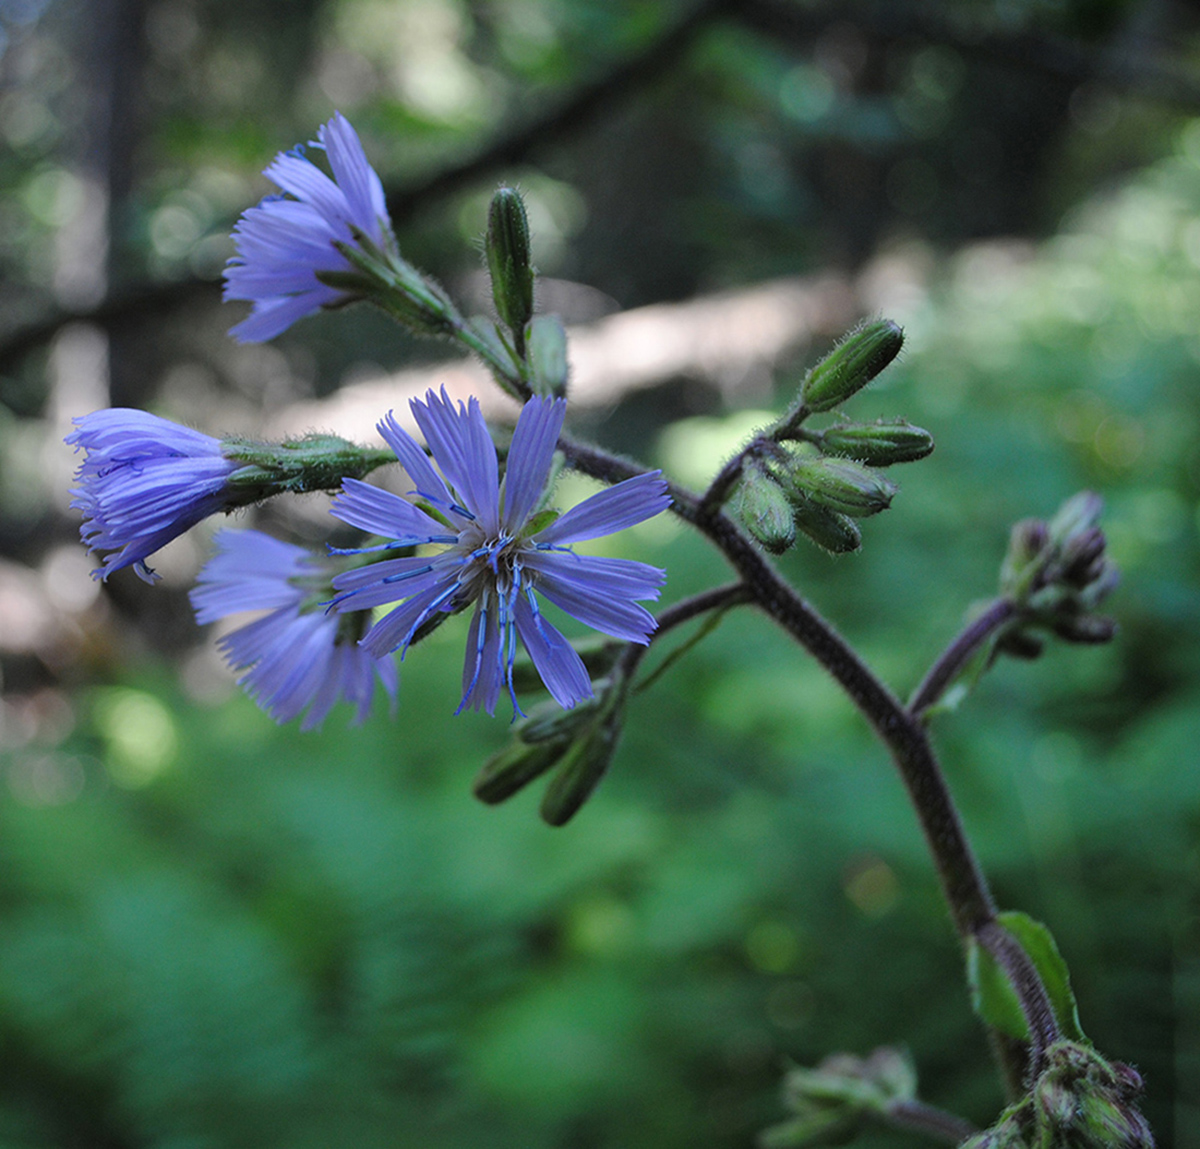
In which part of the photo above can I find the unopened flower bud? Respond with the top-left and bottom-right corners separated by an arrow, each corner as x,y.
486,185 -> 535,337
791,499 -> 862,554
473,736 -> 568,805
1111,1063 -> 1144,1102
1060,526 -> 1107,587
784,457 -> 897,518
800,319 -> 904,414
516,695 -> 601,744
540,708 -> 623,826
1073,1094 -> 1155,1148
1048,490 -> 1104,548
738,464 -> 796,553
1050,613 -> 1118,645
1000,518 -> 1050,596
526,314 -> 569,397
820,419 -> 934,466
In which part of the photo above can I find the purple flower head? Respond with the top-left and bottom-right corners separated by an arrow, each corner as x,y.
330,389 -> 671,716
67,408 -> 239,583
191,529 -> 397,731
224,112 -> 392,343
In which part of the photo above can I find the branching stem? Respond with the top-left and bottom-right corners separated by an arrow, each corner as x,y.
908,597 -> 1019,718
557,434 -> 1059,1094
882,1099 -> 979,1144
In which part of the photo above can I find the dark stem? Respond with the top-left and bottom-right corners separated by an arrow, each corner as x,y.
621,582 -> 752,689
698,435 -> 784,516
908,597 -> 1018,718
974,920 -> 1061,1079
881,1099 -> 979,1145
560,435 -> 997,938
649,581 -> 752,640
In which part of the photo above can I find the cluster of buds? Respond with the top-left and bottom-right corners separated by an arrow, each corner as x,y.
997,491 -> 1120,659
758,1047 -> 925,1147
963,1042 -> 1154,1149
732,320 -> 934,555
473,655 -> 628,826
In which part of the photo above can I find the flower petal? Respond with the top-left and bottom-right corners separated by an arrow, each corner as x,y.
320,112 -> 387,243
331,553 -> 459,612
503,396 -> 566,532
458,597 -> 504,714
360,579 -> 459,658
330,477 -> 448,541
526,553 -> 662,644
190,530 -> 308,623
376,411 -> 460,518
410,388 -> 500,531
534,471 -> 670,545
513,592 -> 593,709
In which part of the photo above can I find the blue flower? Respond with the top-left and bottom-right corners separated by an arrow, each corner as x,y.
67,408 -> 239,583
330,389 -> 671,715
224,112 -> 393,343
191,529 -> 397,730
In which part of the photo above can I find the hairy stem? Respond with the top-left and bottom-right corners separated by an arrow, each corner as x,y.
882,1099 -> 979,1144
560,435 -> 997,937
622,581 -> 752,689
908,597 -> 1019,718
975,920 -> 1061,1078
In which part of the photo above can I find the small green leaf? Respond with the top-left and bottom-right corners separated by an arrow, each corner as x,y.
968,911 -> 1086,1043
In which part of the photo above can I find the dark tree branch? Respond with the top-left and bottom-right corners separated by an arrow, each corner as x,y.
734,0 -> 1200,114
0,0 -> 730,375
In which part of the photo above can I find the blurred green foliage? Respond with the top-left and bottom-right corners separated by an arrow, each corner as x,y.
2,0 -> 1200,1145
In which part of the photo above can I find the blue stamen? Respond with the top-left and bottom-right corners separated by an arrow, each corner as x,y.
456,598 -> 490,714
399,581 -> 460,658
383,564 -> 434,584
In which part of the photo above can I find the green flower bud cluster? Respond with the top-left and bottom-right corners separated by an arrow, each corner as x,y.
995,492 -> 1119,661
727,319 -> 934,556
759,1047 -> 919,1148
736,443 -> 903,556
961,1042 -> 1154,1149
473,674 -> 627,826
223,433 -> 394,498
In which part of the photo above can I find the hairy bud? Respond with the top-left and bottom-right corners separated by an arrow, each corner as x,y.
791,498 -> 863,554
737,463 -> 796,553
820,419 -> 934,466
486,185 -> 535,337
799,319 -> 904,414
783,457 -> 897,518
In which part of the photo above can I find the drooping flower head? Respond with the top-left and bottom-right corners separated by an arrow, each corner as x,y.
67,408 -> 240,582
224,112 -> 393,343
191,529 -> 397,730
330,389 -> 670,715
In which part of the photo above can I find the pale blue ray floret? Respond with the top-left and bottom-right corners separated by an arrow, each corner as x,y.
66,408 -> 239,583
330,388 -> 671,716
224,111 -> 393,343
191,529 -> 397,730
